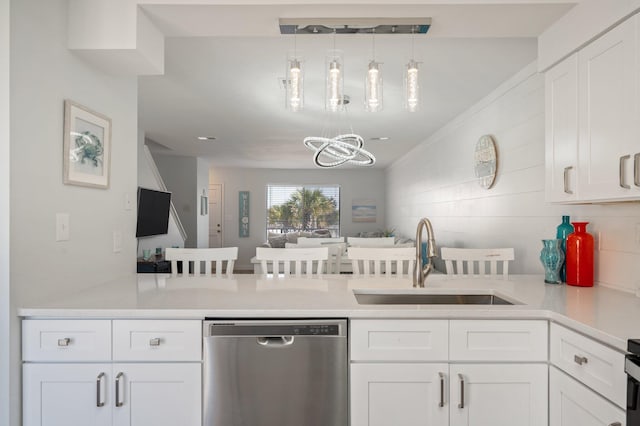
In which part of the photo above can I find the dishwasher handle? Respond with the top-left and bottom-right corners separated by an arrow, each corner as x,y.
257,336 -> 295,346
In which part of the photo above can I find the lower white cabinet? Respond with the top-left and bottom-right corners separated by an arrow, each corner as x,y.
23,363 -> 112,426
549,366 -> 625,426
350,363 -> 449,426
23,362 -> 201,426
350,363 -> 547,426
449,363 -> 548,426
22,319 -> 202,426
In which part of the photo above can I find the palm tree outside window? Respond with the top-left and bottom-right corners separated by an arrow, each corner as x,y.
266,185 -> 340,237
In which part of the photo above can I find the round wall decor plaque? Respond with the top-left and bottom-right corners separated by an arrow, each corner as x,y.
474,134 -> 498,189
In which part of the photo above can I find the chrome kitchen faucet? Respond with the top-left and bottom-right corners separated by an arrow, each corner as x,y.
413,217 -> 437,288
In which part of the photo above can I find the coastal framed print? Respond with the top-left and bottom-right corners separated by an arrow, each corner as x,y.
63,100 -> 112,189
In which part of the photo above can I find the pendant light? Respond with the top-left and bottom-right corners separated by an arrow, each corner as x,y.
286,29 -> 304,111
364,29 -> 383,112
325,29 -> 344,113
404,28 -> 420,112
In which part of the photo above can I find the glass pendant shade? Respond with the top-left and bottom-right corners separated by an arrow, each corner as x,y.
286,58 -> 304,112
404,59 -> 420,112
325,51 -> 344,112
364,61 -> 383,112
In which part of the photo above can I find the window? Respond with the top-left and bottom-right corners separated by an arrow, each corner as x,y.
266,185 -> 340,236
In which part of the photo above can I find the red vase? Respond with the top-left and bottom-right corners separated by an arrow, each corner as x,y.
565,222 -> 594,287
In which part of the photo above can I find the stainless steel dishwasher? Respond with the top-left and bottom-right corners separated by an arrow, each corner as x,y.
203,319 -> 348,426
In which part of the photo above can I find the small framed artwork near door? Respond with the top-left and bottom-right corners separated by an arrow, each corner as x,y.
208,183 -> 223,248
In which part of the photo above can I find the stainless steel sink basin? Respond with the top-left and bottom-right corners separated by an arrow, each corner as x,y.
354,292 -> 515,305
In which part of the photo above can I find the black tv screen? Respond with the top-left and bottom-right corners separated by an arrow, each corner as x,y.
136,187 -> 171,238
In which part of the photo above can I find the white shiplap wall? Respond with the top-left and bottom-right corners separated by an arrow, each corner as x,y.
386,62 -> 640,293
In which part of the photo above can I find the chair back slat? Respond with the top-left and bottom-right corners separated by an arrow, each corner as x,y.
164,247 -> 238,277
348,247 -> 415,277
255,247 -> 329,276
440,247 -> 514,279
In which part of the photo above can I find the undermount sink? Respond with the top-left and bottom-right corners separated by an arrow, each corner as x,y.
353,291 -> 516,305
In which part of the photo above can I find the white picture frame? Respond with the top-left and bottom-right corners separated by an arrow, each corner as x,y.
63,99 -> 112,189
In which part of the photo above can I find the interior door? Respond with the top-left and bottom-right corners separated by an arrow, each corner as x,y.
208,183 -> 223,248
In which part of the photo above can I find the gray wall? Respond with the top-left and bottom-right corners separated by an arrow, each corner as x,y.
0,0 -> 9,424
9,1 -> 139,424
153,153 -> 210,249
209,167 -> 386,270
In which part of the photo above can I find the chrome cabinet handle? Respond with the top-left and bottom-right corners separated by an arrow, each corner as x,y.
439,372 -> 445,408
608,422 -> 622,426
620,155 -> 631,189
96,372 -> 105,407
634,153 -> 640,187
563,166 -> 574,194
115,372 -> 124,407
574,355 -> 588,365
458,374 -> 465,409
57,337 -> 71,347
149,338 -> 161,347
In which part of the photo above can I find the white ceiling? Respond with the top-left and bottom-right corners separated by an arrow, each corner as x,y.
138,2 -> 576,169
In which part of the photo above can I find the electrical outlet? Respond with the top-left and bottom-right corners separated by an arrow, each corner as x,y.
56,213 -> 70,241
113,231 -> 122,253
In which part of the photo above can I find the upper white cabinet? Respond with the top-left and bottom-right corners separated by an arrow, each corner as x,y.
545,13 -> 640,202
578,16 -> 638,200
545,53 -> 579,202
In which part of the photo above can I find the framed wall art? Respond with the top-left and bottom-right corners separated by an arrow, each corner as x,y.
352,198 -> 377,223
239,191 -> 250,237
63,99 -> 112,189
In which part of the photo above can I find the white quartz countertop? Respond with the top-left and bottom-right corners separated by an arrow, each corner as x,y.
18,274 -> 640,352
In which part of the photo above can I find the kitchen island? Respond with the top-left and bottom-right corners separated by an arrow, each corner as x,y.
18,273 -> 640,351
19,274 -> 639,426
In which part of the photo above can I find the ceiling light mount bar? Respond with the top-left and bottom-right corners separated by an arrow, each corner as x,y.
279,18 -> 431,35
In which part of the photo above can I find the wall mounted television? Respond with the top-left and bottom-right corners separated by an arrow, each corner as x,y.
136,187 -> 171,238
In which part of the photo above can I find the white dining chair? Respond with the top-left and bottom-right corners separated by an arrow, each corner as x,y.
255,247 -> 329,276
348,247 -> 415,276
440,247 -> 514,279
164,247 -> 238,277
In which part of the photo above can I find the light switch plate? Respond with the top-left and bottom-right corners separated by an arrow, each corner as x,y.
113,230 -> 122,253
56,213 -> 70,241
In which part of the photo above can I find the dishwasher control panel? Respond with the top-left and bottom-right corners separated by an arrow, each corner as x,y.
206,321 -> 345,337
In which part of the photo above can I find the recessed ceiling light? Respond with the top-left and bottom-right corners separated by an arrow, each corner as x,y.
369,137 -> 390,141
197,136 -> 216,141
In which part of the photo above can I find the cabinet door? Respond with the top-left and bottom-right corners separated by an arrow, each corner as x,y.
546,53 -> 579,202
549,366 -> 625,426
578,17 -> 638,201
351,363 -> 449,426
112,363 -> 201,426
449,364 -> 547,426
23,363 -> 112,426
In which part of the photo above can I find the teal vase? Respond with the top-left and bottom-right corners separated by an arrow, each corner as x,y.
556,216 -> 574,282
540,239 -> 564,284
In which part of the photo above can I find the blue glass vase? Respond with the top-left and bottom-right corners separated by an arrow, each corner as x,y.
540,239 -> 564,284
556,216 -> 573,282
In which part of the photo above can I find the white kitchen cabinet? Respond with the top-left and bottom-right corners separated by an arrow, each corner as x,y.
23,363 -> 112,426
550,366 -> 625,426
550,323 -> 626,408
545,13 -> 640,202
545,53 -> 579,202
578,16 -> 638,201
351,363 -> 449,426
111,363 -> 201,426
449,363 -> 548,426
350,319 -> 548,426
22,319 -> 202,426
